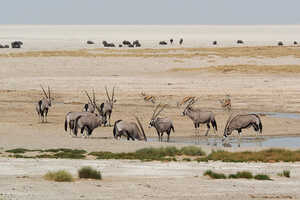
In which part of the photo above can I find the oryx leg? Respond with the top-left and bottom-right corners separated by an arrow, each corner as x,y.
108,112 -> 112,127
45,109 -> 48,123
156,130 -> 161,142
160,132 -> 164,142
167,130 -> 170,142
237,129 -> 242,147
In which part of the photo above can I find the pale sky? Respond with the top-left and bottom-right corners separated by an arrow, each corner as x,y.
1,0 -> 300,25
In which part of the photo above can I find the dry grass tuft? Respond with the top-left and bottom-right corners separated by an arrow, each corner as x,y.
3,46 -> 300,58
170,65 -> 300,74
44,170 -> 74,182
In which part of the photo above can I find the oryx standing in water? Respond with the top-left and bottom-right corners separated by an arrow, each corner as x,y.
113,116 -> 147,141
100,86 -> 116,126
83,89 -> 96,113
36,85 -> 53,123
223,113 -> 263,146
182,99 -> 218,143
149,104 -> 175,142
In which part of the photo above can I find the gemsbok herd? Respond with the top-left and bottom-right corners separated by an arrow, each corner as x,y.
36,85 -> 263,145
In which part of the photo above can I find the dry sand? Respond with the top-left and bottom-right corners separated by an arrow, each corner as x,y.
1,46 -> 300,199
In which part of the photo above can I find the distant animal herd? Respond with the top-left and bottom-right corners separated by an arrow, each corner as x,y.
36,85 -> 263,146
85,38 -> 299,48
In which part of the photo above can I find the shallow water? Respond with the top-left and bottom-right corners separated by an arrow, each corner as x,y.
265,112 -> 300,119
148,136 -> 300,148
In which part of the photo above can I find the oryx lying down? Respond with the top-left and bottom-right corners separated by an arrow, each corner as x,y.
149,104 -> 175,142
113,117 -> 147,141
73,114 -> 106,138
223,113 -> 263,144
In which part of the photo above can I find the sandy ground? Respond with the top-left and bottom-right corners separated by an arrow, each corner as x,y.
0,158 -> 299,200
1,47 -> 300,199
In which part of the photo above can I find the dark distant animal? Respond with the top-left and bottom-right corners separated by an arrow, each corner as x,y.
102,41 -> 115,47
4,45 -> 9,48
159,41 -> 167,45
123,40 -> 132,46
294,41 -> 298,45
113,117 -> 147,141
278,41 -> 284,46
237,40 -> 244,44
223,113 -> 263,145
179,38 -> 183,45
119,44 -> 123,47
11,41 -> 23,48
182,99 -> 218,139
73,114 -> 105,138
36,85 -> 53,123
170,39 -> 174,44
87,41 -> 94,44
128,44 -> 134,48
149,104 -> 175,142
213,41 -> 218,45
133,40 -> 141,47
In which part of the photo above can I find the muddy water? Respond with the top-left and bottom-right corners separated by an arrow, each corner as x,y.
147,136 -> 300,148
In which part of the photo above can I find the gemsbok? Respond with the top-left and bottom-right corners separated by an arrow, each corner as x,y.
182,99 -> 218,142
100,86 -> 116,126
223,113 -> 263,146
36,85 -> 53,123
149,104 -> 175,142
113,116 -> 147,141
73,114 -> 105,138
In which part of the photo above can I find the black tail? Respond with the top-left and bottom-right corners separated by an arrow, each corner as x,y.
64,119 -> 68,132
252,114 -> 263,134
73,116 -> 82,136
113,120 -> 122,138
38,100 -> 42,114
211,117 -> 218,131
171,124 -> 175,133
84,104 -> 88,112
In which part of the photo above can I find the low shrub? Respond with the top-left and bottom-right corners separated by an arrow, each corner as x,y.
44,170 -> 73,182
203,170 -> 227,179
254,174 -> 272,180
78,166 -> 102,180
278,170 -> 290,178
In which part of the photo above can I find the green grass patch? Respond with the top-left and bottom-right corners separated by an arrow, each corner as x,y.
203,170 -> 227,179
254,174 -> 272,180
44,170 -> 74,182
229,171 -> 253,179
202,149 -> 300,162
78,166 -> 102,180
6,148 -> 42,154
278,170 -> 290,178
182,158 -> 192,162
90,146 -> 205,161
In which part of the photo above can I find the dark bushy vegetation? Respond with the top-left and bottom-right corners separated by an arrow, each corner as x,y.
278,170 -> 290,178
78,166 -> 102,180
205,170 -> 272,180
204,170 -> 227,179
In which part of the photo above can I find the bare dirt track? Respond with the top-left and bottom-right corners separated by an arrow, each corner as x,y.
1,47 -> 300,199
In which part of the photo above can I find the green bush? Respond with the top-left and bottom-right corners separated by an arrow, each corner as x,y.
78,166 -> 102,180
44,170 -> 73,182
203,170 -> 227,179
254,174 -> 272,180
180,146 -> 206,156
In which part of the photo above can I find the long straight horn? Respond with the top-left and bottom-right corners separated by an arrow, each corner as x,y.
154,104 -> 168,119
135,116 -> 147,141
152,103 -> 161,119
40,85 -> 48,99
84,90 -> 94,105
48,86 -> 51,99
112,86 -> 115,103
93,89 -> 96,104
105,86 -> 111,102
